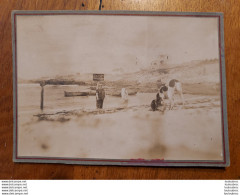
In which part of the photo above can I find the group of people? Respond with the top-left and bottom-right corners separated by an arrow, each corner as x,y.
96,82 -> 167,112
96,79 -> 184,111
95,82 -> 129,109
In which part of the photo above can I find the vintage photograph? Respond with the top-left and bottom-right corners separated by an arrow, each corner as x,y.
13,12 -> 227,165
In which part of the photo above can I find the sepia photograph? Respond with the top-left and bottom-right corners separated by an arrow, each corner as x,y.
13,11 -> 229,166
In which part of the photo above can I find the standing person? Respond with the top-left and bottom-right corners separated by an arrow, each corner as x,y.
121,88 -> 128,101
121,88 -> 128,107
96,83 -> 105,109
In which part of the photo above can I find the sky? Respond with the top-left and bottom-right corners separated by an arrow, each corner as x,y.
16,14 -> 219,79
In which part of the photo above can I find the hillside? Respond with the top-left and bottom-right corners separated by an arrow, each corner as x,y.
20,59 -> 221,95
108,59 -> 221,95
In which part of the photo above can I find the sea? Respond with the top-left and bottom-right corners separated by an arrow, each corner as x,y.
18,84 -> 154,114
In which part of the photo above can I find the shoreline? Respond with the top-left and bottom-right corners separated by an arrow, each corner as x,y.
31,94 -> 220,122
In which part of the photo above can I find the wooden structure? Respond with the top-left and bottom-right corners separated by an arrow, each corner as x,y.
40,81 -> 46,110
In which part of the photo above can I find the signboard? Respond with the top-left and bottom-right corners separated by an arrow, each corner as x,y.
93,74 -> 104,81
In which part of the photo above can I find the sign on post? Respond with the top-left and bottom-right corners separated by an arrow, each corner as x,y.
93,74 -> 104,81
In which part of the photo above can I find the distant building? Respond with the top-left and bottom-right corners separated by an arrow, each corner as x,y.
150,55 -> 169,70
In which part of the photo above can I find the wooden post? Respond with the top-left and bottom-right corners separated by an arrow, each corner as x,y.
40,81 -> 46,110
40,86 -> 44,110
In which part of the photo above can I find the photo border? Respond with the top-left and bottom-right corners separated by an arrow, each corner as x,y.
12,10 -> 230,167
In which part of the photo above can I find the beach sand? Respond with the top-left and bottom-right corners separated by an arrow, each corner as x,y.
18,94 -> 223,161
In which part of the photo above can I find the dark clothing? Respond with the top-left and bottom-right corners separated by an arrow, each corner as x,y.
151,100 -> 157,111
96,99 -> 104,109
96,89 -> 105,99
156,93 -> 163,107
96,88 -> 105,109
